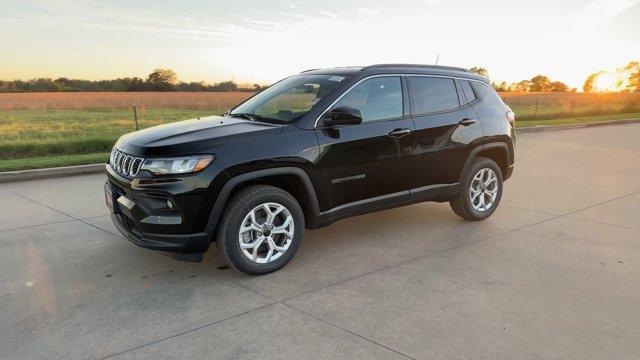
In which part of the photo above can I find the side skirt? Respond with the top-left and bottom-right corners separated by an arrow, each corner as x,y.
311,183 -> 460,229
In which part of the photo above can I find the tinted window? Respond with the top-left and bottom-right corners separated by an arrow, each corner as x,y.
460,80 -> 476,103
408,77 -> 459,114
333,77 -> 403,122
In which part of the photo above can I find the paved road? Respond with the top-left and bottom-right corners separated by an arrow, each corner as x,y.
2,124 -> 640,360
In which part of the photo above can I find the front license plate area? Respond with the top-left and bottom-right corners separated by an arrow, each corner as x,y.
104,183 -> 118,213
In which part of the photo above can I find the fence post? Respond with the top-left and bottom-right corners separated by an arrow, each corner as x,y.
571,99 -> 575,117
534,98 -> 538,120
132,101 -> 139,131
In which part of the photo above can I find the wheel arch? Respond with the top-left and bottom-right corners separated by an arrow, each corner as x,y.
204,167 -> 321,236
459,142 -> 513,183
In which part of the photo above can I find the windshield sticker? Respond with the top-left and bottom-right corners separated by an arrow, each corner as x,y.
328,76 -> 345,82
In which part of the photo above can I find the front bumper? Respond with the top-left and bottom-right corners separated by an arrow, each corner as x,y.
111,212 -> 209,260
105,163 -> 228,259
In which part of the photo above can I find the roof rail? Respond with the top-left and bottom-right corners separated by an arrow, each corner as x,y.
365,64 -> 470,72
300,66 -> 364,73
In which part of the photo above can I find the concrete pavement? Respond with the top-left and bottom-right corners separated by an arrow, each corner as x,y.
1,124 -> 639,359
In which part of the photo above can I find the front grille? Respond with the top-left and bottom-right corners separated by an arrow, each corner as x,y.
109,148 -> 144,178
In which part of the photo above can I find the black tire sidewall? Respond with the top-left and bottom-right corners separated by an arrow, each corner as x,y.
221,187 -> 304,275
460,158 -> 503,220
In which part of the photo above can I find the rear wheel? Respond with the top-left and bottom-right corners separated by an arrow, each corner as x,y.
216,185 -> 304,275
450,157 -> 503,221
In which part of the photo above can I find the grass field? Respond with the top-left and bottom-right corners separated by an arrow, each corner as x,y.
1,91 -> 639,172
501,92 -> 640,120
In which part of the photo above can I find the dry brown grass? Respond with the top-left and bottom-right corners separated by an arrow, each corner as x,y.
0,92 -> 254,110
499,91 -> 640,119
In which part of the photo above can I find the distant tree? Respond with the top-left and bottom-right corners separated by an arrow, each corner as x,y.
583,72 -> 602,93
624,61 -> 640,92
512,80 -> 531,92
493,81 -> 509,92
529,75 -> 552,92
177,81 -> 207,92
147,69 -> 178,91
210,80 -> 238,92
252,83 -> 268,91
470,67 -> 489,77
548,81 -> 569,92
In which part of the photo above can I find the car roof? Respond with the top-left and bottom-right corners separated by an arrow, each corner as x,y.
300,64 -> 489,83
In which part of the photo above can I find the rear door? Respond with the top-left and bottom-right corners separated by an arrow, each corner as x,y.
406,76 -> 483,194
315,76 -> 414,212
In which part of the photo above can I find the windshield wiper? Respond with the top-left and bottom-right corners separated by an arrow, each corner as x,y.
228,113 -> 280,123
228,113 -> 257,122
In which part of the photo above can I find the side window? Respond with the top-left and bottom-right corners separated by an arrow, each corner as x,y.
332,77 -> 403,122
408,77 -> 460,114
460,80 -> 477,103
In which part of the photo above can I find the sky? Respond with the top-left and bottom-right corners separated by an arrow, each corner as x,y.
1,0 -> 639,88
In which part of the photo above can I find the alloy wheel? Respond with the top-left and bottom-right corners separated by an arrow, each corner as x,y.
469,168 -> 499,212
238,202 -> 294,264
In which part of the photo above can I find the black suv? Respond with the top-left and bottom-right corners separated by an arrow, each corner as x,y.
105,64 -> 515,274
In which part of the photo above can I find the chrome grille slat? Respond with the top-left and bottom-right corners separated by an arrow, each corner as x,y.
123,156 -> 132,175
109,148 -> 144,178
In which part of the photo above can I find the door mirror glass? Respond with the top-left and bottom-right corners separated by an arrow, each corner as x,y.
324,106 -> 363,126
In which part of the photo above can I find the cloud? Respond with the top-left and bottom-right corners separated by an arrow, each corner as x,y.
581,0 -> 639,22
357,7 -> 380,15
319,10 -> 338,18
424,0 -> 452,5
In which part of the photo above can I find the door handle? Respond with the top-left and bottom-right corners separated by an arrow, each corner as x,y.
458,118 -> 477,126
387,128 -> 412,138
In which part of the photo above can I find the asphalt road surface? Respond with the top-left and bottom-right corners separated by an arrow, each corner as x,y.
2,124 -> 640,359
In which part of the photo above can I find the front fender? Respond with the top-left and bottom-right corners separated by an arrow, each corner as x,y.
203,167 -> 321,236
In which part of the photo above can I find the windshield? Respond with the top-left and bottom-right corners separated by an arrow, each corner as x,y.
230,74 -> 347,123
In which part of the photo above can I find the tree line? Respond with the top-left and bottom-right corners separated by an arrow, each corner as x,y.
3,64 -> 639,93
470,67 -> 572,92
0,69 -> 268,93
471,61 -> 640,93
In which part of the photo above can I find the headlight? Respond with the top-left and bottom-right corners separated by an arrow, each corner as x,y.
141,155 -> 214,175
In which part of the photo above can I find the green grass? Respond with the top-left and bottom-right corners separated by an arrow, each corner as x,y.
0,107 -> 225,159
516,112 -> 640,127
0,152 -> 109,172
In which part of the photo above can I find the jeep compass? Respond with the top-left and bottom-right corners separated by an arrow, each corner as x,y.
105,64 -> 516,275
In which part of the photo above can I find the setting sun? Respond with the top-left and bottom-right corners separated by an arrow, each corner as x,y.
593,72 -> 621,92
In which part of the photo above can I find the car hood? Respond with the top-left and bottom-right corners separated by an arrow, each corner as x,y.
115,115 -> 283,157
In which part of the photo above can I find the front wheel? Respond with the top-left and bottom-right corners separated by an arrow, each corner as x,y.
216,185 -> 304,275
450,157 -> 503,221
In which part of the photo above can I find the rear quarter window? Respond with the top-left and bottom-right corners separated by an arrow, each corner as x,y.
408,77 -> 460,114
460,80 -> 477,103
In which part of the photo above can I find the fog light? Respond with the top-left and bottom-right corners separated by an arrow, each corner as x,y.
166,199 -> 173,209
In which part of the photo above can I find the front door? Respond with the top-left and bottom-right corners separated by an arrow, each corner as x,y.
314,76 -> 414,212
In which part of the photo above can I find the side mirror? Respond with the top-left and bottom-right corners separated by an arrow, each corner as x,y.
324,106 -> 363,126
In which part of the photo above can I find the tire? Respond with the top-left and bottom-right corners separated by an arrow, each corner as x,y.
216,185 -> 304,275
450,157 -> 503,221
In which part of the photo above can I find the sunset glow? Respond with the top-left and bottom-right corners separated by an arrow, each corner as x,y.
593,73 -> 622,92
1,0 -> 639,88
